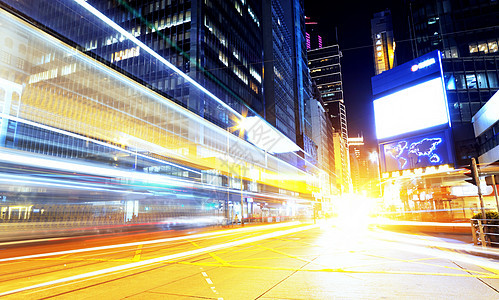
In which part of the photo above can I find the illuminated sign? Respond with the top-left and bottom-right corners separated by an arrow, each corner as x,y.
373,77 -> 449,140
411,58 -> 436,72
380,131 -> 453,173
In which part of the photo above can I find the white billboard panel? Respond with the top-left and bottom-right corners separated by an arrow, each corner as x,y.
374,77 -> 449,140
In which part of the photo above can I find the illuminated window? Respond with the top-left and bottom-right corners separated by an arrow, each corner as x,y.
478,42 -> 488,54
488,40 -> 498,53
250,67 -> 261,83
469,43 -> 478,54
111,46 -> 140,63
218,51 -> 228,66
235,2 -> 242,15
250,82 -> 258,94
232,48 -> 239,60
247,6 -> 260,27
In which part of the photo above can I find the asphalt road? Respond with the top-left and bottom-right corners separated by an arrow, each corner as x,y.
1,221 -> 499,299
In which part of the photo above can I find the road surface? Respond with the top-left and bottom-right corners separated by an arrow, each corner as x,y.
1,221 -> 498,299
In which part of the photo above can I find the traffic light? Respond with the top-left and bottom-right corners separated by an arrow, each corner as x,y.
463,158 -> 480,186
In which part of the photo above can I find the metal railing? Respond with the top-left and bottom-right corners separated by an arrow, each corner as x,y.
470,219 -> 499,247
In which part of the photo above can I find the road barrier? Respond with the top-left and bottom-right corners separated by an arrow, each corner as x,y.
470,219 -> 499,247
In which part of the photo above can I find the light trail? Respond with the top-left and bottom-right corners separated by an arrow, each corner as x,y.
0,223 -> 317,297
0,113 -> 201,175
0,221 -> 302,263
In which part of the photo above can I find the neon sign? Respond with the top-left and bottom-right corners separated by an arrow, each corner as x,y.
411,58 -> 436,72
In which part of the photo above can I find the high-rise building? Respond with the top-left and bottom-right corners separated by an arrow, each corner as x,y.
371,9 -> 396,75
308,44 -> 350,193
405,0 -> 499,166
2,0 -> 264,131
262,0 -> 295,142
311,81 -> 336,194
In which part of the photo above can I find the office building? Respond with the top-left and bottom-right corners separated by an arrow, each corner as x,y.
262,0 -> 296,143
406,0 -> 499,167
311,82 -> 336,194
371,9 -> 396,75
308,44 -> 350,193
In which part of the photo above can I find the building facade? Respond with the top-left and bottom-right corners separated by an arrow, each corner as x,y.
2,0 -> 264,131
371,9 -> 397,75
406,0 -> 499,167
262,0 -> 296,143
308,44 -> 350,193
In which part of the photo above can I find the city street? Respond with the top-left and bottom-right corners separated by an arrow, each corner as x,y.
1,221 -> 499,299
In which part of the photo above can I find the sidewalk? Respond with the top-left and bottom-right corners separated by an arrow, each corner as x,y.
373,218 -> 499,260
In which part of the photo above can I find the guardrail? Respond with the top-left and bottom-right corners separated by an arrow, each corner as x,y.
470,219 -> 499,247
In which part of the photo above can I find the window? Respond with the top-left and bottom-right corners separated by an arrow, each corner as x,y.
478,42 -> 488,54
466,74 -> 477,89
469,43 -> 478,54
477,73 -> 488,88
488,40 -> 498,53
4,37 -> 13,49
488,71 -> 499,88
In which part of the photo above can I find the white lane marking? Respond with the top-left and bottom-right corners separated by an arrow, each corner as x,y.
201,272 -> 208,277
0,224 -> 317,296
205,278 -> 213,285
0,222 -> 301,263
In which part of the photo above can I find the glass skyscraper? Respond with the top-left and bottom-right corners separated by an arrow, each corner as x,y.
406,0 -> 499,166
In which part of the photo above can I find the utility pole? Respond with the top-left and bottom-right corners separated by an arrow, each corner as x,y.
472,158 -> 486,219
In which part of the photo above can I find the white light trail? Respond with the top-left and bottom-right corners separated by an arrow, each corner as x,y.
0,221 -> 301,263
0,222 -> 315,296
0,113 -> 200,175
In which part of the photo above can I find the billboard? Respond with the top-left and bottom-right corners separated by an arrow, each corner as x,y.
379,130 -> 454,173
373,77 -> 449,140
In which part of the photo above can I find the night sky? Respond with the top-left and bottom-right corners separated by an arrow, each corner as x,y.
305,1 -> 413,150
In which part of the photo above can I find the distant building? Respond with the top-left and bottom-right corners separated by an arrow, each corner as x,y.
311,82 -> 336,194
348,136 -> 365,194
371,9 -> 396,75
308,44 -> 350,193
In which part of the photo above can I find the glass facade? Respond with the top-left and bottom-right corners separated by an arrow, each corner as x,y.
406,0 -> 499,166
1,0 -> 264,132
262,0 -> 296,143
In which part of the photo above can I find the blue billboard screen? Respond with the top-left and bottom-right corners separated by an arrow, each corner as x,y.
380,130 -> 454,173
